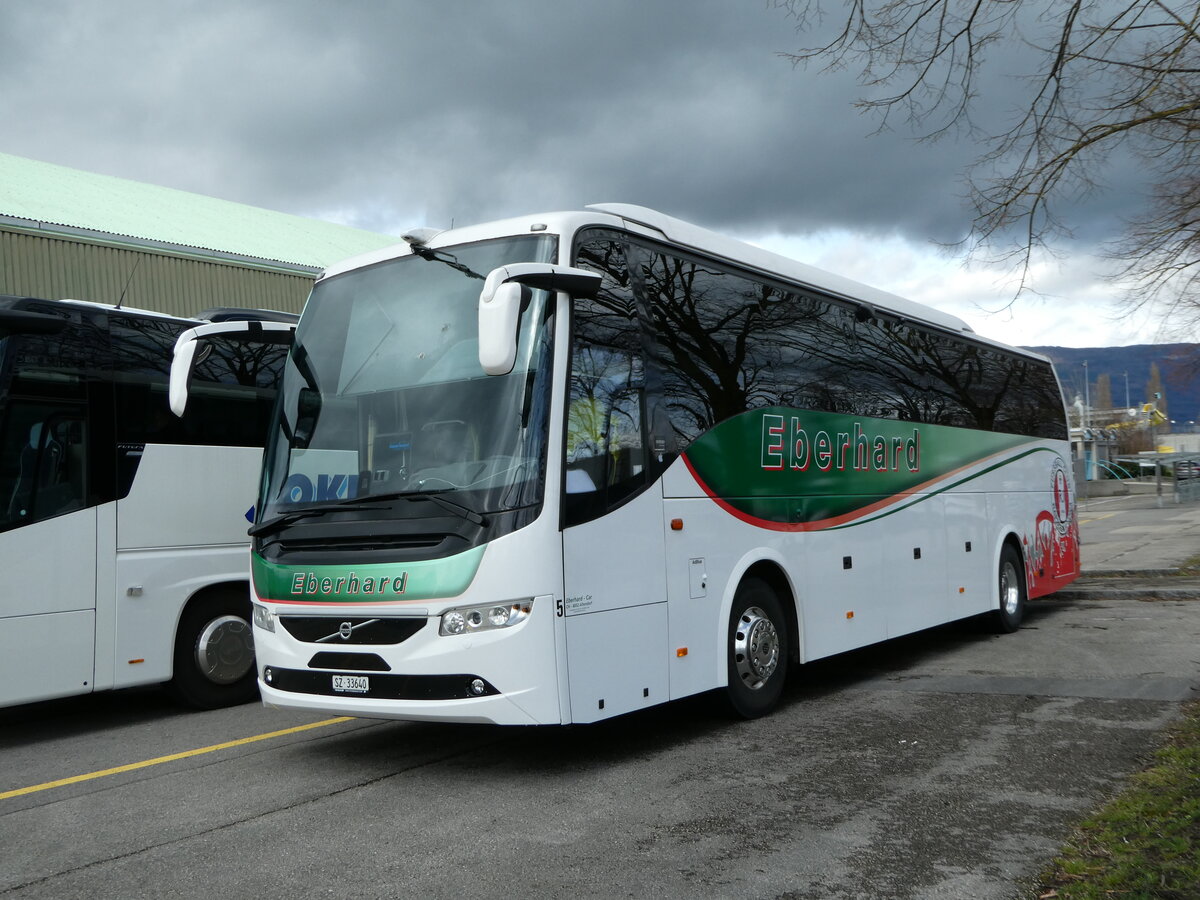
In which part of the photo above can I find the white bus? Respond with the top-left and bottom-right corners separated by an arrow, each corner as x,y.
0,297 -> 293,709
201,205 -> 1079,724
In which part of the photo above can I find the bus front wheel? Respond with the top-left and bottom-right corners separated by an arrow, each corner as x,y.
169,589 -> 259,709
725,577 -> 788,718
990,545 -> 1027,634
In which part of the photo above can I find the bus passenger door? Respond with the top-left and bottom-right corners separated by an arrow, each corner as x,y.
562,491 -> 667,723
561,351 -> 668,723
0,410 -> 97,706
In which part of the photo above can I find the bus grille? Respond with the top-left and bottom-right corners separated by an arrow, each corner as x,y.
307,652 -> 391,671
278,616 -> 427,645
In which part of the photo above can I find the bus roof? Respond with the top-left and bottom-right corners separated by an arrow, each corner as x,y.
0,295 -> 298,327
0,295 -> 187,322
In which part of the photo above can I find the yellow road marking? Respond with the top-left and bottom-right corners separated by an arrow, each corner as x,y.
0,716 -> 353,801
1079,512 -> 1118,524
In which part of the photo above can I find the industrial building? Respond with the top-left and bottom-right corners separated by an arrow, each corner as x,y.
0,152 -> 398,317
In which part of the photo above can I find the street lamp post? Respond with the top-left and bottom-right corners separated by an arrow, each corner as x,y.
1082,361 -> 1092,480
1150,395 -> 1162,506
1083,361 -> 1090,427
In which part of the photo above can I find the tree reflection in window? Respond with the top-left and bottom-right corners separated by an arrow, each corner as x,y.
566,239 -> 649,524
623,238 -> 1065,444
571,229 -> 1066,465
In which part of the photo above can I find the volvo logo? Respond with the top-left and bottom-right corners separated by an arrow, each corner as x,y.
315,618 -> 381,643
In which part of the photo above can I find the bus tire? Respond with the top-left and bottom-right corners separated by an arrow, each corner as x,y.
169,588 -> 258,709
725,577 -> 788,718
990,544 -> 1026,634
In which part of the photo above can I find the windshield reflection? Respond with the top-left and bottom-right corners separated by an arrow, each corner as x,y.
258,235 -> 557,530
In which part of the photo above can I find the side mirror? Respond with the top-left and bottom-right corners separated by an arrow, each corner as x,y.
293,388 -> 322,449
478,263 -> 602,376
169,334 -> 202,417
170,320 -> 295,416
478,281 -> 530,376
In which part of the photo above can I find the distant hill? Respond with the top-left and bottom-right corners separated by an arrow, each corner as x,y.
1024,344 -> 1200,425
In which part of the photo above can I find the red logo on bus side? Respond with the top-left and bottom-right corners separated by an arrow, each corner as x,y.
1027,457 -> 1079,597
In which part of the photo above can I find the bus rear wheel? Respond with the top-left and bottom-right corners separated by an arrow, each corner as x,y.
990,544 -> 1027,634
725,577 -> 788,718
169,589 -> 258,709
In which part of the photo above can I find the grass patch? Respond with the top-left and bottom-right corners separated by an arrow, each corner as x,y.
1177,554 -> 1200,576
1032,699 -> 1200,899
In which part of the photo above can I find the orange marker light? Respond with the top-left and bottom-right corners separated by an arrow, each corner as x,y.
128,659 -> 145,665
958,587 -> 965,593
676,647 -> 688,657
845,611 -> 854,619
670,518 -> 684,531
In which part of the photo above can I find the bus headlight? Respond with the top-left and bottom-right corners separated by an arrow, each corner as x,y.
252,603 -> 275,633
440,600 -> 532,636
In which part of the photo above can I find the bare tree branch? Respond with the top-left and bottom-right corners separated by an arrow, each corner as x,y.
779,0 -> 1200,334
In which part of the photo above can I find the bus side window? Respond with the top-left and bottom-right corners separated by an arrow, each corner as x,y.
566,237 -> 650,526
566,350 -> 648,514
187,334 -> 290,447
4,410 -> 86,526
567,354 -> 645,478
109,314 -> 187,451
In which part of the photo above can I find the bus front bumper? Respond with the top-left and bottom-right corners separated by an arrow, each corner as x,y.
258,677 -> 549,725
252,592 -> 562,725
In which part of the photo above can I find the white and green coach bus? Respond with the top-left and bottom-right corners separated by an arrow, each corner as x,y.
194,204 -> 1079,725
0,297 -> 293,709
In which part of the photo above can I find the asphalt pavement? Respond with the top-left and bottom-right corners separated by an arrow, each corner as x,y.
1,483 -> 1197,900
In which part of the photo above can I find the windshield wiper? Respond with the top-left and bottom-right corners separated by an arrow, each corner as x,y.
250,490 -> 489,538
248,503 -> 378,537
354,490 -> 489,527
407,242 -> 486,281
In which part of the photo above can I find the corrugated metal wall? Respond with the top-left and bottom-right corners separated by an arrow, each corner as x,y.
1,227 -> 313,317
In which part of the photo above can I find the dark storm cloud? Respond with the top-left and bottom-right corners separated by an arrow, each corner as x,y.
0,0 -> 1147,249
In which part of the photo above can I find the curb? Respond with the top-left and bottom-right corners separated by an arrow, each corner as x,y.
1081,568 -> 1183,577
1049,588 -> 1200,602
1046,569 -> 1200,602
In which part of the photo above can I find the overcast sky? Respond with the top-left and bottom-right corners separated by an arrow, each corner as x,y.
0,0 -> 1170,348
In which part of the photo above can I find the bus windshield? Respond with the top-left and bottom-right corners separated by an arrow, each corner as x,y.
258,234 -> 558,528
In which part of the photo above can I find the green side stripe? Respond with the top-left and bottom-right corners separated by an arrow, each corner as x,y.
682,407 -> 1062,530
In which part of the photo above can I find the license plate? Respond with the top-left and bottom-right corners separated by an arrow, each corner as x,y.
332,675 -> 369,693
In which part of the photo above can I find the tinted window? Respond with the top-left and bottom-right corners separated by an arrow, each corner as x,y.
578,230 -> 1066,445
567,237 -> 651,525
187,334 -> 289,447
0,392 -> 89,530
625,239 -> 804,445
109,314 -> 186,447
109,314 -> 286,449
0,312 -> 102,531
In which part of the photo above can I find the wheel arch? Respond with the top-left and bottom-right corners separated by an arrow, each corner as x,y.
171,578 -> 252,664
742,560 -> 801,666
719,552 -> 802,678
168,578 -> 257,709
992,530 -> 1027,610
